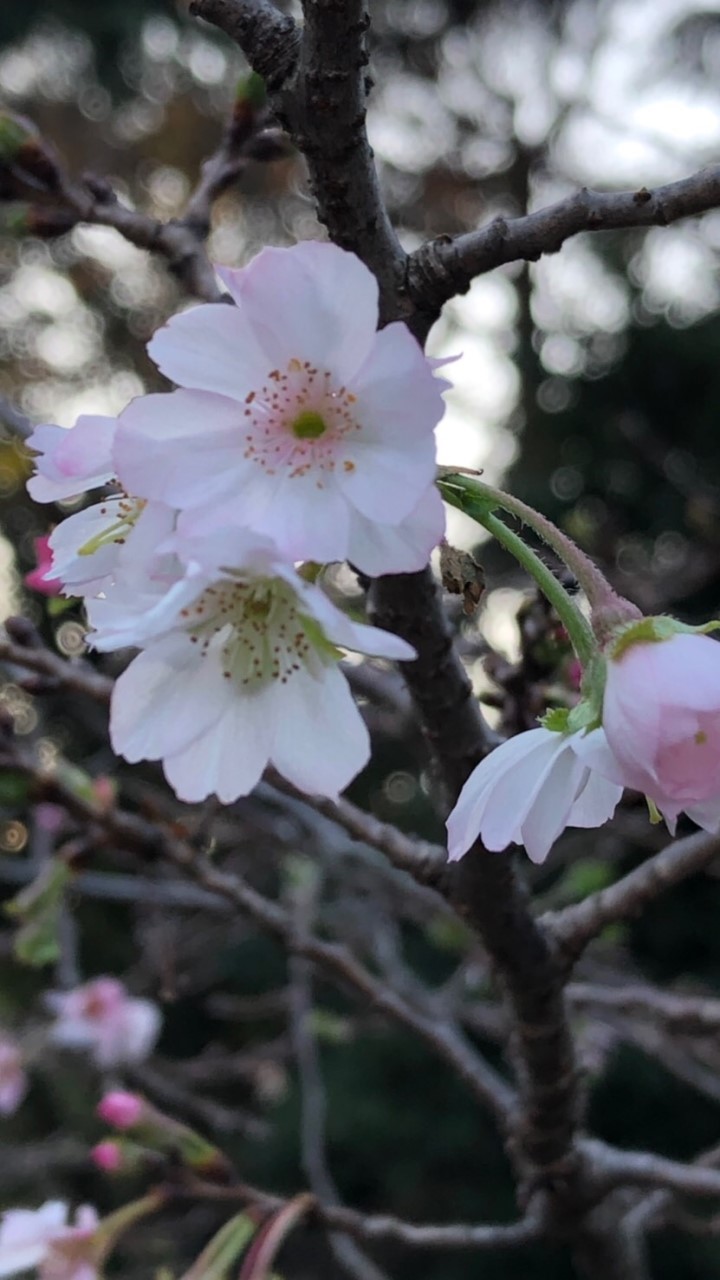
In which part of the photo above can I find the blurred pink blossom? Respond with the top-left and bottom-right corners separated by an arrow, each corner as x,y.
48,977 -> 161,1069
24,535 -> 61,597
0,1201 -> 98,1279
0,1037 -> 26,1117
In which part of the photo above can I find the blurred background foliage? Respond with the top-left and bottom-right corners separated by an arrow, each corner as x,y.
3,1 -> 720,1277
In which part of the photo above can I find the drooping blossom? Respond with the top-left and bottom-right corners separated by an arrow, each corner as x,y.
575,630 -> 720,834
0,1036 -> 26,1117
0,1202 -> 98,1280
23,536 -> 61,597
47,977 -> 161,1069
447,727 -> 624,865
86,527 -> 416,804
112,241 -> 448,573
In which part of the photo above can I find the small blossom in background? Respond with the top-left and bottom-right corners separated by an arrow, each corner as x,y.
0,1201 -> 98,1280
575,631 -> 720,835
47,977 -> 161,1069
447,727 -> 623,865
23,536 -> 61,597
113,241 -> 448,573
88,527 -> 415,803
0,1036 -> 26,1117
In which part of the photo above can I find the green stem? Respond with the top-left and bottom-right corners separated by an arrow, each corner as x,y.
440,478 -> 596,666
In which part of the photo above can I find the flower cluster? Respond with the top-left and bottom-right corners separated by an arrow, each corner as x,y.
27,242 -> 448,803
448,628 -> 720,864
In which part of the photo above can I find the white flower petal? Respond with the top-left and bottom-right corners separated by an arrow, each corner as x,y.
268,665 -> 370,798
520,746 -> 585,864
217,242 -> 379,383
685,795 -> 720,834
27,417 -> 116,503
567,770 -> 623,829
148,305 -> 264,402
446,729 -> 555,861
336,440 -> 437,524
114,390 -> 248,507
110,635 -> 228,762
345,484 -> 446,575
163,692 -> 270,803
297,580 -> 415,661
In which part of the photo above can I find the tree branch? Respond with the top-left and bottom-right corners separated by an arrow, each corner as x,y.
408,164 -> 720,311
287,874 -> 391,1280
268,771 -> 447,886
190,0 -> 301,92
568,981 -> 720,1036
547,830 -> 720,962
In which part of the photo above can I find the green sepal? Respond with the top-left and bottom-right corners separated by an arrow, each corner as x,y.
540,707 -> 570,733
609,615 -> 720,660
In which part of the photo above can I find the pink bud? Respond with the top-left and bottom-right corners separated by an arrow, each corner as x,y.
91,1140 -> 123,1172
24,534 -> 62,596
97,1090 -> 144,1130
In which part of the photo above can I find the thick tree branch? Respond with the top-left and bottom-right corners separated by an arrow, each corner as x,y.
547,830 -> 720,962
190,0 -> 301,92
186,0 -> 590,1188
408,164 -> 720,311
294,0 -> 405,303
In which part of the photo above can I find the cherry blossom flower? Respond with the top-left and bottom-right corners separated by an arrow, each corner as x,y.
576,631 -> 720,833
48,977 -> 161,1068
113,241 -> 448,572
0,1036 -> 26,1116
0,1202 -> 98,1279
87,527 -> 415,803
24,536 -> 61,597
447,727 -> 623,864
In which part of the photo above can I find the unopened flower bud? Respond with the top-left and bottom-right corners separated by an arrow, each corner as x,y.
97,1090 -> 144,1130
91,1140 -> 123,1173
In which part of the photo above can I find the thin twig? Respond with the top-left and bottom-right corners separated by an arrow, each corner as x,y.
547,830 -> 720,962
287,869 -> 391,1280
